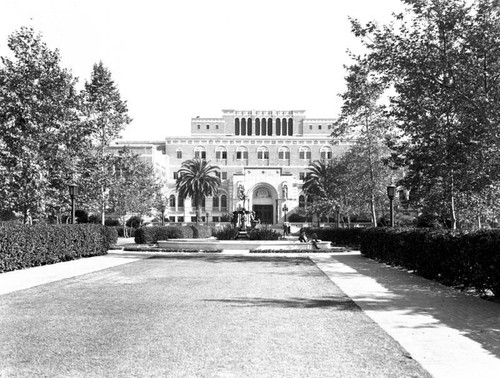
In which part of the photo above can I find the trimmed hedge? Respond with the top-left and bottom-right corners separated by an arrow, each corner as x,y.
0,224 -> 112,273
134,225 -> 213,244
305,227 -> 364,247
360,228 -> 500,296
248,226 -> 281,240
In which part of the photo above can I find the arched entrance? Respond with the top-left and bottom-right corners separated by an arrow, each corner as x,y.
251,184 -> 277,224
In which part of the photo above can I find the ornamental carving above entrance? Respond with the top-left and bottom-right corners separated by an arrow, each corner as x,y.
254,188 -> 271,198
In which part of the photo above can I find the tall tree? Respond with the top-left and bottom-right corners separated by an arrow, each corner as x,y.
334,63 -> 396,226
350,0 -> 500,229
0,27 -> 83,222
80,61 -> 132,224
107,148 -> 161,237
175,158 -> 220,223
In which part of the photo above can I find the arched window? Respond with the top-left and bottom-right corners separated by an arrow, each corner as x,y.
299,146 -> 311,161
299,195 -> 305,208
282,118 -> 287,136
267,118 -> 272,135
278,146 -> 290,165
276,118 -> 281,136
176,149 -> 182,159
236,146 -> 248,162
247,118 -> 252,136
221,195 -> 227,210
288,118 -> 293,136
261,118 -> 267,136
320,146 -> 333,160
241,118 -> 247,136
215,146 -> 227,162
257,146 -> 269,165
201,197 -> 206,210
178,196 -> 184,208
235,118 -> 240,135
194,146 -> 206,159
169,195 -> 176,208
255,118 -> 260,136
213,196 -> 219,209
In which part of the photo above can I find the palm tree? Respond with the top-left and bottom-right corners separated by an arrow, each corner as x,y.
302,160 -> 338,226
302,160 -> 333,201
175,158 -> 221,223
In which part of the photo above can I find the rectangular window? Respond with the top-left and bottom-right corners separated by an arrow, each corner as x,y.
212,216 -> 220,222
216,151 -> 227,159
299,172 -> 305,180
176,150 -> 182,159
236,151 -> 248,160
213,196 -> 219,208
318,125 -> 322,130
206,125 -> 210,129
279,151 -> 290,160
222,172 -> 227,180
195,151 -> 206,159
178,216 -> 184,222
168,216 -> 176,222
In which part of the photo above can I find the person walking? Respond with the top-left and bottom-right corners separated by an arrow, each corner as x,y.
283,222 -> 289,236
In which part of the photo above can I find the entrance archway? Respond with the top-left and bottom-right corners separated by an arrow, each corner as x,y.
250,184 -> 277,224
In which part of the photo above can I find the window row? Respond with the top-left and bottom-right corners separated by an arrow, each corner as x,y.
196,124 -> 220,130
173,171 -> 228,180
176,146 -> 333,161
308,124 -> 333,130
168,194 -> 228,210
235,117 -> 294,136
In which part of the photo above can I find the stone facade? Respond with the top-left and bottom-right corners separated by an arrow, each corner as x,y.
109,109 -> 351,224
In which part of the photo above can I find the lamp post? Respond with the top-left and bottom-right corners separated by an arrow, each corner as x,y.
68,183 -> 78,224
160,205 -> 165,226
282,204 -> 288,223
387,185 -> 396,227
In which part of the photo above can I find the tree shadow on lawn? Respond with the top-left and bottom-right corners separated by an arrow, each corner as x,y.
327,253 -> 500,360
204,296 -> 359,310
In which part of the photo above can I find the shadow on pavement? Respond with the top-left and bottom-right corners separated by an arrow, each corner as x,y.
330,253 -> 500,360
145,254 -> 312,267
204,296 -> 359,310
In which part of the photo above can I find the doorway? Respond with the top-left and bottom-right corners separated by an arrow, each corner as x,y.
253,205 -> 273,224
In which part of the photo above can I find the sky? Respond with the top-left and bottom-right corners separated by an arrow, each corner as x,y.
0,0 -> 404,141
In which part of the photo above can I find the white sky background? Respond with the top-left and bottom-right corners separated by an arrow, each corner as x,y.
0,0 -> 403,141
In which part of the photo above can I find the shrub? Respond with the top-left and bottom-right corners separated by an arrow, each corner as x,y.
0,224 -> 110,273
359,228 -> 500,296
213,224 -> 239,240
126,216 -> 142,229
134,225 -> 212,244
248,225 -> 280,240
104,218 -> 120,227
305,227 -> 365,247
191,225 -> 212,238
104,226 -> 119,246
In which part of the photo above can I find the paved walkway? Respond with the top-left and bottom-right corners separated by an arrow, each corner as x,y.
1,250 -> 499,377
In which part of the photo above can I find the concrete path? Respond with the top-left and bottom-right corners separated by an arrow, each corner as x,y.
312,253 -> 500,378
1,250 -> 499,377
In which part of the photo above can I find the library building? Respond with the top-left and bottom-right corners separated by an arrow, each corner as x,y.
109,109 -> 350,224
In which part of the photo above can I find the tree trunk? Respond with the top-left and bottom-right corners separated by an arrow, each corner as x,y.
101,185 -> 106,225
370,195 -> 377,227
449,174 -> 457,230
